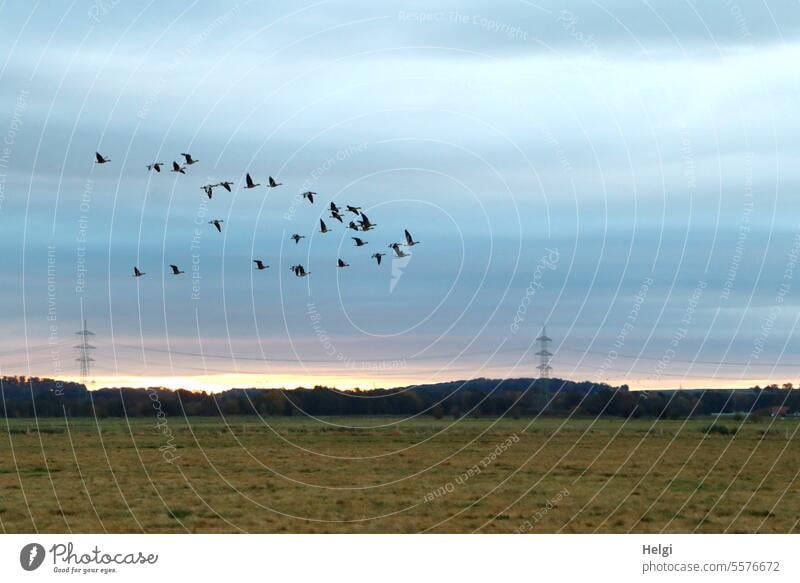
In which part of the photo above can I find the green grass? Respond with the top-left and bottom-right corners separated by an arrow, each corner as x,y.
0,416 -> 797,533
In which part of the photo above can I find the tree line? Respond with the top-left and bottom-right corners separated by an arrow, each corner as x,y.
0,375 -> 798,419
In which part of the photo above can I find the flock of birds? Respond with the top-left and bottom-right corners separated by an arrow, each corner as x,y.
94,151 -> 421,278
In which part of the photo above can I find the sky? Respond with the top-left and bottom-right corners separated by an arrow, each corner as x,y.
1,0 -> 800,391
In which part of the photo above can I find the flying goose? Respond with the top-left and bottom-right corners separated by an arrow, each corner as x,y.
359,212 -> 376,231
337,259 -> 349,268
352,237 -> 368,247
330,210 -> 344,223
390,244 -> 409,258
201,184 -> 214,199
291,233 -> 305,244
169,264 -> 185,275
217,181 -> 233,192
319,219 -> 331,234
133,266 -> 145,277
95,152 -> 110,164
330,202 -> 341,213
346,205 -> 361,215
267,176 -> 282,188
244,173 -> 260,189
371,252 -> 386,265
404,229 -> 420,246
253,259 -> 269,270
171,161 -> 186,174
293,264 -> 310,277
347,221 -> 361,231
180,153 -> 199,165
208,219 -> 224,233
146,162 -> 163,172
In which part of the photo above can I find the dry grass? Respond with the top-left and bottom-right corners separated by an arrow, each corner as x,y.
0,416 -> 797,533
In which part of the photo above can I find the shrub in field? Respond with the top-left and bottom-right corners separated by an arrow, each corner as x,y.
701,424 -> 737,436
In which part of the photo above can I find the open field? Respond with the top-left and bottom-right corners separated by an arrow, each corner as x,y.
0,416 -> 798,533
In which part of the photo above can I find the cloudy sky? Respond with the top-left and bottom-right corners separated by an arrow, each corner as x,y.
1,0 -> 800,390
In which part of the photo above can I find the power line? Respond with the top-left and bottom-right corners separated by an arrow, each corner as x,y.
536,326 -> 553,378
74,319 -> 95,384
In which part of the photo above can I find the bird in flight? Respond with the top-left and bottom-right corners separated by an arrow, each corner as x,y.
217,181 -> 234,192
180,153 -> 199,165
389,243 -> 409,258
171,161 -> 186,174
347,221 -> 361,231
301,191 -> 315,204
330,202 -> 341,213
208,219 -> 224,232
291,233 -> 305,244
346,205 -> 361,215
292,264 -> 311,277
352,237 -> 368,247
253,259 -> 269,270
95,152 -> 110,164
244,173 -> 260,189
320,219 -> 331,234
133,266 -> 145,277
337,259 -> 349,268
371,252 -> 386,265
169,264 -> 185,275
146,162 -> 163,172
358,212 -> 376,231
267,176 -> 282,188
201,184 -> 215,199
404,229 -> 420,246
330,209 -> 344,223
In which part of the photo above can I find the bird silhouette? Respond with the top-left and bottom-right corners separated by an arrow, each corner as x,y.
95,152 -> 110,164
253,259 -> 269,270
208,219 -> 224,232
133,266 -> 145,277
352,237 -> 368,247
244,173 -> 260,189
347,221 -> 361,231
293,264 -> 310,277
267,176 -> 282,188
337,258 -> 349,268
320,219 -> 331,233
390,243 -> 409,257
330,210 -> 344,223
291,234 -> 305,244
359,212 -> 376,231
217,181 -> 233,192
301,191 -> 315,204
371,253 -> 386,265
404,229 -> 420,246
180,153 -> 199,165
330,202 -> 341,213
346,205 -> 361,215
171,161 -> 186,174
146,162 -> 163,172
169,264 -> 185,275
201,184 -> 214,199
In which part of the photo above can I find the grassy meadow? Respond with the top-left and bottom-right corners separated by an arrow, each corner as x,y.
0,415 -> 798,533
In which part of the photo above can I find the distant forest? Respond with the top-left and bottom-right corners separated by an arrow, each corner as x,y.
1,376 -> 799,419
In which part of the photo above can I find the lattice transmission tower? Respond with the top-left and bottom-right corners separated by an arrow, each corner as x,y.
74,319 -> 95,384
535,326 -> 553,378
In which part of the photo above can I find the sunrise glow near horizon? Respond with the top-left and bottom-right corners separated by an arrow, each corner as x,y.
3,1 -> 800,393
